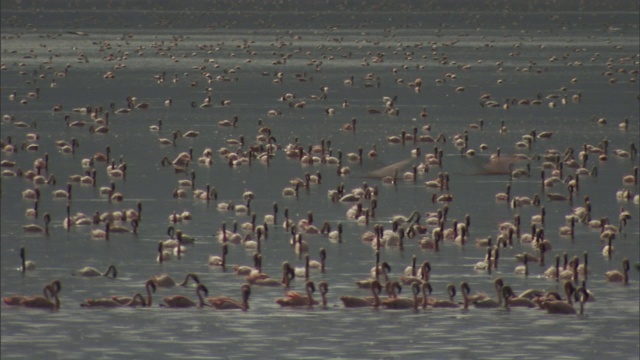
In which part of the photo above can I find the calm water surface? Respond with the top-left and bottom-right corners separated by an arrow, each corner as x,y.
1,1 -> 639,359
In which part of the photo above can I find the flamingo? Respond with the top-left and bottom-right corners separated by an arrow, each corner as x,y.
459,282 -> 490,310
112,280 -> 157,306
428,284 -> 460,308
501,285 -> 536,308
23,213 -> 50,235
19,247 -> 36,272
73,265 -> 117,278
544,254 -> 561,279
52,183 -> 72,199
294,254 -> 311,279
602,236 -> 615,257
81,293 -> 146,308
340,280 -> 383,308
308,248 -> 327,273
323,222 -> 343,243
208,243 -> 228,268
605,258 -> 630,284
248,262 -> 295,288
161,284 -> 209,308
90,222 -> 110,241
381,282 -> 421,310
156,242 -> 174,263
403,255 -> 418,277
22,188 -> 40,200
4,280 -> 61,306
161,151 -> 191,168
20,282 -> 61,310
194,184 -> 216,201
263,202 -> 279,225
470,278 -> 504,308
577,252 -> 590,279
401,261 -> 430,285
542,281 -> 581,315
233,253 -> 262,276
218,115 -> 239,127
109,219 -> 138,235
369,262 -> 392,281
151,273 -> 201,288
276,281 -> 318,307
318,282 -> 329,307
158,131 -> 178,146
208,284 -> 251,311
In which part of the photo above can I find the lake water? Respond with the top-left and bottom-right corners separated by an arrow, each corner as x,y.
1,1 -> 639,359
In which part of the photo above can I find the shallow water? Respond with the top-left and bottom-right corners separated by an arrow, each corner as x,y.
1,1 -> 639,359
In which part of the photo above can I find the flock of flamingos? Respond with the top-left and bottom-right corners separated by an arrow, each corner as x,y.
1,18 -> 638,317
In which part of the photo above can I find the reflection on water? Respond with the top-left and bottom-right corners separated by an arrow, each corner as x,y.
1,1 -> 639,359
